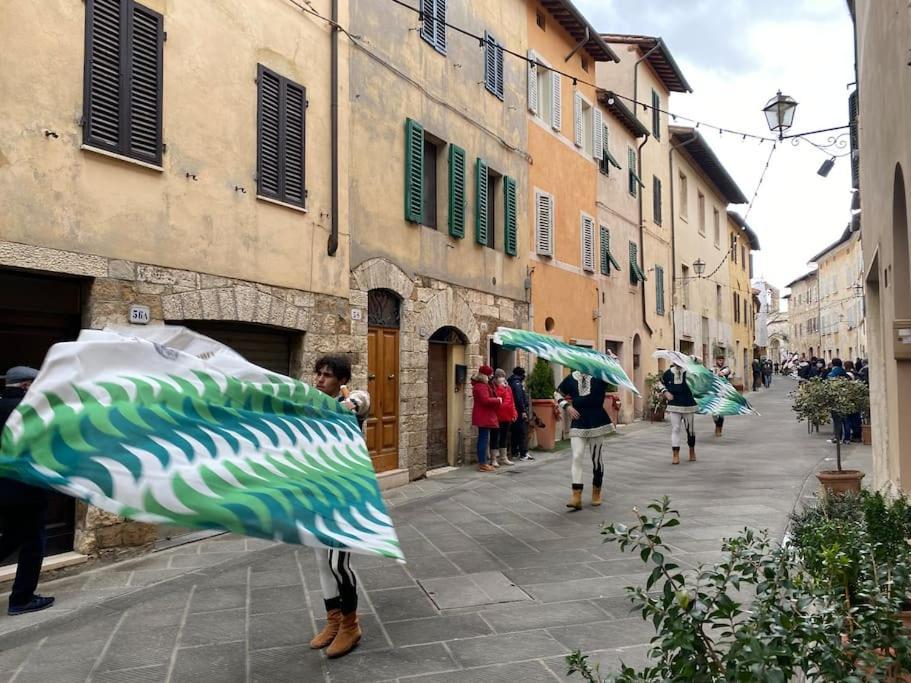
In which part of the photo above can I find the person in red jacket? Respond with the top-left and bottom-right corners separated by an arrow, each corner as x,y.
492,369 -> 517,467
471,365 -> 501,472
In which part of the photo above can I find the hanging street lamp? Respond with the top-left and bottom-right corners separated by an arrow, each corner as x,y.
763,90 -> 799,140
693,259 -> 706,277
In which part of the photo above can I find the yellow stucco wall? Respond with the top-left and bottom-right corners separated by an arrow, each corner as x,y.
673,151 -> 734,366
0,0 -> 349,296
526,0 -> 599,343
347,0 -> 528,302
813,235 -> 866,362
728,219 -> 755,382
787,274 -> 821,359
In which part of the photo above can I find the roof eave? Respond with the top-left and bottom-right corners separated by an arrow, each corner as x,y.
727,210 -> 760,250
541,1 -> 620,63
597,90 -> 649,138
600,34 -> 692,92
670,126 -> 749,205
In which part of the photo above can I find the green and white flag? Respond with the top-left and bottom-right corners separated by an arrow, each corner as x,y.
653,350 -> 757,417
492,327 -> 639,395
0,327 -> 404,562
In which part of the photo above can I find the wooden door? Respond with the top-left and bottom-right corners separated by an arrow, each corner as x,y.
366,327 -> 399,473
426,343 -> 448,469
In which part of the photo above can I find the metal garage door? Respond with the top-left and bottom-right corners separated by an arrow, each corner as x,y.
174,321 -> 294,376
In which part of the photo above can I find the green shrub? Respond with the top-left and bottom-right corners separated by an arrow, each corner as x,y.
526,358 -> 556,400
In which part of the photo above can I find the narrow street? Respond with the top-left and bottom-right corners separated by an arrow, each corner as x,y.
0,380 -> 871,682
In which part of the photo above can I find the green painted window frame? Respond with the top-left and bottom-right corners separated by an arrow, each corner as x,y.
503,176 -> 517,256
404,118 -> 424,223
475,158 -> 489,245
448,144 -> 466,238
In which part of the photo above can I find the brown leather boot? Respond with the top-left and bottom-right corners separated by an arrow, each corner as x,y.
566,488 -> 582,510
591,486 -> 602,506
714,424 -> 722,437
672,448 -> 680,465
310,608 -> 342,649
326,611 -> 362,658
689,447 -> 697,462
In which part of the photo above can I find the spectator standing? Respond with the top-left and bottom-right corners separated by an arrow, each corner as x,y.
471,366 -> 501,472
507,367 -> 532,461
492,369 -> 517,467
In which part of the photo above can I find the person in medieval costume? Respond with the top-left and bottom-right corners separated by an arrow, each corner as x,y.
554,371 -> 613,510
309,355 -> 371,659
660,356 -> 698,464
711,354 -> 732,437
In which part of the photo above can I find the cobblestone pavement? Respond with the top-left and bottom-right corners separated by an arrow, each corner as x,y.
0,379 -> 871,682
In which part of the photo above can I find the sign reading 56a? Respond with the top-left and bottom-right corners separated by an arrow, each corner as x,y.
129,304 -> 151,325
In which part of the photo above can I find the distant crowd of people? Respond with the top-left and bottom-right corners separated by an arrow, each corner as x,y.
788,353 -> 869,445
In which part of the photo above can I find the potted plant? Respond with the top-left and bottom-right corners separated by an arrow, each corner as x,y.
565,496 -> 911,682
527,358 -> 559,450
793,378 -> 868,495
790,491 -> 911,671
644,372 -> 665,422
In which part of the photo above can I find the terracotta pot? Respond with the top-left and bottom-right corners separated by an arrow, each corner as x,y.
531,399 -> 557,450
862,423 -> 872,445
817,469 -> 865,496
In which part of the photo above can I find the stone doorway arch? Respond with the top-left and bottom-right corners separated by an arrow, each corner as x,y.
427,326 -> 469,470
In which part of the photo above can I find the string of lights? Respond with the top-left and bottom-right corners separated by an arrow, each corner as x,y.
744,142 -> 778,221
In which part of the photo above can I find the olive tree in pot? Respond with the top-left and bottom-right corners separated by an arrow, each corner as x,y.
527,358 -> 559,450
794,378 -> 869,495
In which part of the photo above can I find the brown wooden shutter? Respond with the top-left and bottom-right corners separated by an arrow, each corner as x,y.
127,2 -> 164,164
84,0 -> 123,153
282,80 -> 306,206
257,66 -> 282,199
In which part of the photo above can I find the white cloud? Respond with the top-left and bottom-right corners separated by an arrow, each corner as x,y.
577,1 -> 856,293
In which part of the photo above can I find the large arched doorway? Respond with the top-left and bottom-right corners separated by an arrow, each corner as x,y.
367,289 -> 401,473
894,165 -> 911,318
427,326 -> 468,470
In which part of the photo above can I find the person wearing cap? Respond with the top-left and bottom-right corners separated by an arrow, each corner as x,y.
711,354 -> 732,437
471,365 -> 501,472
0,366 -> 55,616
554,371 -> 613,509
659,357 -> 698,465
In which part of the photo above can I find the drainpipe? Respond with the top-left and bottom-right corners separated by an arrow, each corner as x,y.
668,132 -> 699,351
632,43 -> 661,338
637,134 -> 652,336
327,0 -> 340,256
564,27 -> 590,63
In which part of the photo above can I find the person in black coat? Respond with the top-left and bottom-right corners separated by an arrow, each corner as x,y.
659,360 -> 698,465
507,367 -> 532,461
0,366 -> 55,616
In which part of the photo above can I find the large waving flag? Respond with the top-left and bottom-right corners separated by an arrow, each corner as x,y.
653,350 -> 757,416
0,327 -> 404,562
492,327 -> 639,396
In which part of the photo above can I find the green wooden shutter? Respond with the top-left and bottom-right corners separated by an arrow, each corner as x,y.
475,158 -> 489,245
656,266 -> 665,315
404,119 -> 424,223
651,90 -> 661,139
448,144 -> 466,238
629,241 -> 638,285
653,176 -> 662,225
503,176 -> 517,256
628,148 -> 637,196
600,225 -> 609,275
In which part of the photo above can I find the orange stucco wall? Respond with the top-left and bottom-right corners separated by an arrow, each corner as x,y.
526,0 -> 600,343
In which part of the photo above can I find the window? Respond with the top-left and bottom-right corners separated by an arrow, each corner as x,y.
651,90 -> 661,139
697,192 -> 706,235
731,233 -> 738,263
600,225 -> 621,275
629,241 -> 646,285
655,265 -> 665,315
713,208 -> 720,246
716,285 -> 722,320
744,299 -> 748,326
483,32 -> 504,100
422,138 -> 439,228
536,10 -> 545,29
581,214 -> 595,272
257,65 -> 307,207
419,0 -> 446,54
741,245 -> 746,270
628,148 -> 640,197
678,173 -> 688,218
475,158 -> 498,247
83,0 -> 164,165
528,53 -> 558,130
580,55 -> 588,72
653,176 -> 662,225
535,190 -> 554,256
599,125 -> 621,176
733,292 -> 740,323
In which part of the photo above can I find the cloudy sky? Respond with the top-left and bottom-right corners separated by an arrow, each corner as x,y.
576,0 -> 856,301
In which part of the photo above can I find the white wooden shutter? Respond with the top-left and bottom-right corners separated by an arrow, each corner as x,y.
527,51 -> 538,114
535,191 -> 553,256
581,214 -> 595,272
551,72 -> 561,131
573,92 -> 583,148
592,107 -> 603,160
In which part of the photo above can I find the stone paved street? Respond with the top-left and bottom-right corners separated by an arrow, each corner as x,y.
0,380 -> 871,682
